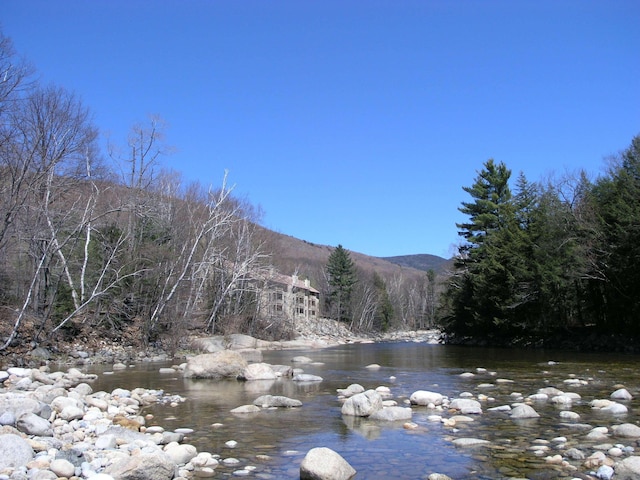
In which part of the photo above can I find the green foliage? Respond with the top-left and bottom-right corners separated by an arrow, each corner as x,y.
588,135 -> 640,332
441,134 -> 640,343
326,244 -> 357,322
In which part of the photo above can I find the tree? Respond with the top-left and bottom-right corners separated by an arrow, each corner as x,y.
372,272 -> 394,331
588,134 -> 640,332
325,245 -> 357,322
457,159 -> 512,250
442,159 -> 514,335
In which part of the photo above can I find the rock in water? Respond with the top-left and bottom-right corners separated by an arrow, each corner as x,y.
300,447 -> 356,480
253,395 -> 302,408
183,351 -> 248,379
241,363 -> 276,381
409,390 -> 444,406
368,406 -> 413,421
341,390 -> 383,417
509,404 -> 540,419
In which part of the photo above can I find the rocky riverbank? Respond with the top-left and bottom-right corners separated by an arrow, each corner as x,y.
2,336 -> 640,479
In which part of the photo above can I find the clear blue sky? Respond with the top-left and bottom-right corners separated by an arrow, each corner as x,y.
3,1 -> 639,258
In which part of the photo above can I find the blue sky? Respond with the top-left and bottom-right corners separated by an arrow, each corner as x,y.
3,1 -> 639,258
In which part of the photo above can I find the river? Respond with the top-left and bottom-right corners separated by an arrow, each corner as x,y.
87,342 -> 640,479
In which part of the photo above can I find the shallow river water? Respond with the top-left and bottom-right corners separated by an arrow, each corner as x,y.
87,343 -> 640,479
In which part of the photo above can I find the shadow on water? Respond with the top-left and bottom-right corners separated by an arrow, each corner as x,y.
86,343 -> 640,479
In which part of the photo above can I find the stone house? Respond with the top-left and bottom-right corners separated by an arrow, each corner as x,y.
258,271 -> 320,321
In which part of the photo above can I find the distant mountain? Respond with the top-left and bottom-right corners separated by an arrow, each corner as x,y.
381,254 -> 450,273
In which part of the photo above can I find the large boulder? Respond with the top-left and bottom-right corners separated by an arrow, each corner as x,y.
241,363 -> 277,381
341,390 -> 383,417
300,447 -> 356,480
103,451 -> 175,480
190,336 -> 226,353
0,433 -> 35,470
183,351 -> 248,379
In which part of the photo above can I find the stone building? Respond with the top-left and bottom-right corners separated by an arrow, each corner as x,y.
259,271 -> 320,321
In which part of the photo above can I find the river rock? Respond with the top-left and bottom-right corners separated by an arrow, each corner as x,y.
341,390 -> 383,417
50,458 -> 76,477
601,402 -> 628,414
164,442 -> 198,465
0,394 -> 43,419
615,456 -> 640,479
292,356 -> 313,364
611,388 -> 633,400
270,364 -> 294,377
510,404 -> 540,419
368,406 -> 412,421
104,451 -> 175,480
183,351 -> 248,379
253,395 -> 302,408
241,363 -> 276,381
452,438 -> 490,447
337,384 -> 365,398
559,410 -> 581,421
293,374 -> 323,382
538,386 -> 563,396
230,405 -> 261,414
449,398 -> 482,414
300,447 -> 356,480
612,423 -> 640,438
190,336 -> 226,353
595,464 -> 614,480
410,390 -> 444,406
0,433 -> 35,470
16,412 -> 53,436
227,333 -> 269,350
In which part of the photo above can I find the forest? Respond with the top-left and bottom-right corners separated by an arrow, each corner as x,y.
440,136 -> 640,347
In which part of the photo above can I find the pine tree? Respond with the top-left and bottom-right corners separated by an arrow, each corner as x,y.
443,159 -> 514,335
326,245 -> 357,322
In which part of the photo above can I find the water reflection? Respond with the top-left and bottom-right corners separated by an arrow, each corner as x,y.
86,343 -> 640,479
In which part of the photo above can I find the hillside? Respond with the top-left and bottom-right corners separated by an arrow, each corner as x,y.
381,254 -> 450,273
259,227 -> 446,288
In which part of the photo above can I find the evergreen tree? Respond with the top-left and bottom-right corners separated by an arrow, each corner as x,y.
326,245 -> 357,322
589,134 -> 640,332
443,159 -> 514,335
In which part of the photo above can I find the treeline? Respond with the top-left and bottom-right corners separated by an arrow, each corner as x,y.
440,135 -> 640,344
319,244 -> 438,333
0,32 -> 271,351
